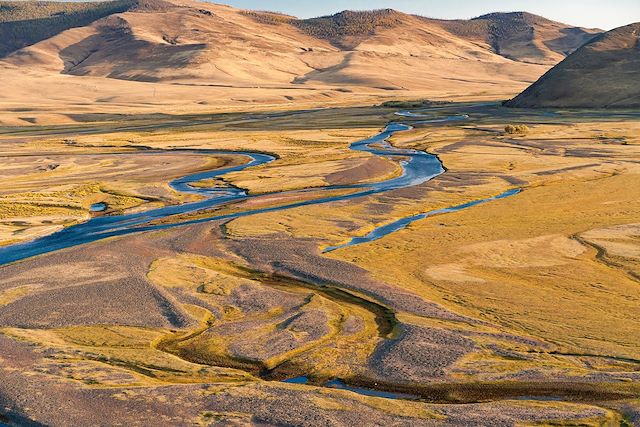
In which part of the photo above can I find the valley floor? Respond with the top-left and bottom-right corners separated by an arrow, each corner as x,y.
0,102 -> 639,426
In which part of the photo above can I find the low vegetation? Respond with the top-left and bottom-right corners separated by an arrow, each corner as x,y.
293,9 -> 405,48
0,104 -> 639,425
427,18 -> 490,40
240,10 -> 295,26
475,12 -> 547,55
241,8 -> 406,48
504,124 -> 530,134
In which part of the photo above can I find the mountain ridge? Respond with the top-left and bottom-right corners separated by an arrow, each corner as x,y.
0,1 -> 602,65
0,0 -> 613,123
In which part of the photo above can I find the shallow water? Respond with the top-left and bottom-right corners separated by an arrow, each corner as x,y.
89,202 -> 108,212
0,121 -> 446,265
324,379 -> 420,400
282,377 -> 420,400
282,376 -> 310,384
324,189 -> 521,252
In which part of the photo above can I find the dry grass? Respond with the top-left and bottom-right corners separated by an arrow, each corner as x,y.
1,325 -> 254,385
224,111 -> 640,370
0,104 -> 638,424
148,252 -> 381,378
0,183 -> 145,245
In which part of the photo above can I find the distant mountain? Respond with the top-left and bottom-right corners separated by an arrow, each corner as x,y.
430,12 -> 601,65
505,23 -> 640,108
0,0 -> 602,93
280,9 -> 600,63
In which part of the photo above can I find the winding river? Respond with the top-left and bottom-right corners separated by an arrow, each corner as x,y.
0,112 -> 518,266
0,110 -> 529,403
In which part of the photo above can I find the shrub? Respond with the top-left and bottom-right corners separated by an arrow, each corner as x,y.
293,9 -> 404,48
380,99 -> 448,108
241,10 -> 295,25
504,124 -> 529,134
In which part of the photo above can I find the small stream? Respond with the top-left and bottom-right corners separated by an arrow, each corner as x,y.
283,376 -> 420,400
324,189 -> 521,252
0,121 -> 445,265
0,108 -> 530,403
0,111 -> 519,269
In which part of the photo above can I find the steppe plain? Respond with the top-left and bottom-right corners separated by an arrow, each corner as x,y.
0,1 -> 639,426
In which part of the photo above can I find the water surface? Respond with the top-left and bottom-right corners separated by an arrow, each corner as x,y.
0,123 -> 444,265
324,189 -> 521,252
89,202 -> 108,212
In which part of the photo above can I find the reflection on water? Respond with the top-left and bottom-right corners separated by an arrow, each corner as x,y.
324,189 -> 521,252
0,122 -> 446,265
89,202 -> 108,212
282,376 -> 420,400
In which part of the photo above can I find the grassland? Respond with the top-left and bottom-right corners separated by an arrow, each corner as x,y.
0,134 -> 247,245
0,103 -> 638,425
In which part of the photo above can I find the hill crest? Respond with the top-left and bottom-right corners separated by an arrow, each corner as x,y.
0,0 -> 606,104
505,22 -> 640,108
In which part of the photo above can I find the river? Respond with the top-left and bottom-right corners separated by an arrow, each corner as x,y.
0,112 -> 519,266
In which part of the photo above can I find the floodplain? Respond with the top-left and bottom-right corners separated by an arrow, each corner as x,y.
0,102 -> 639,425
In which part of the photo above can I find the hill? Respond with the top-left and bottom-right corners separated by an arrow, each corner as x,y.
292,9 -> 407,50
3,0 -> 337,85
0,0 -> 136,57
505,23 -> 640,108
1,2 -> 600,86
430,12 -> 600,65
287,10 -> 599,63
0,0 -> 606,124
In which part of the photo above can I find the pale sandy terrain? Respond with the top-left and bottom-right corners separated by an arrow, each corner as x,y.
0,0 -> 601,125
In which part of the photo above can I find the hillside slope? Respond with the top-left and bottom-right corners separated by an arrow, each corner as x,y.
291,10 -> 599,64
0,0 -> 609,124
0,0 -> 136,57
430,12 -> 600,65
1,1 -> 599,89
3,0 -> 338,85
505,23 -> 640,108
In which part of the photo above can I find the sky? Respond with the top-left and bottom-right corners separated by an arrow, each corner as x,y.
220,0 -> 640,30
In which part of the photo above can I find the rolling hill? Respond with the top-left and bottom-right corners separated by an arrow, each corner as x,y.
0,0 -> 607,125
0,0 -> 601,88
505,23 -> 640,108
431,12 -> 600,65
0,0 -> 136,57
